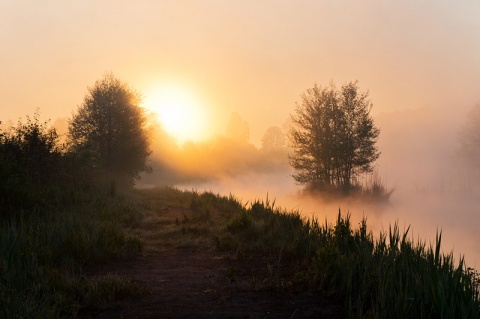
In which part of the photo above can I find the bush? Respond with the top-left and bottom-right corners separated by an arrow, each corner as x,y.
0,112 -> 118,214
0,112 -> 61,209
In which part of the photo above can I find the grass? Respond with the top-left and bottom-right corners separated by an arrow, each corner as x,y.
303,169 -> 394,205
2,185 -> 479,318
0,195 -> 144,318
137,187 -> 480,318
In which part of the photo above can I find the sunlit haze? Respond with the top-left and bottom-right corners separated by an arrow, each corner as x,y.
2,1 -> 480,266
143,84 -> 210,143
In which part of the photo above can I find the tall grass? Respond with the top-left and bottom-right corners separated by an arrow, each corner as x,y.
179,190 -> 480,318
311,215 -> 480,318
0,197 -> 143,318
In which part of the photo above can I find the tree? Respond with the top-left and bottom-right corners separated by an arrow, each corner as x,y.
289,81 -> 380,192
68,73 -> 151,191
261,126 -> 286,150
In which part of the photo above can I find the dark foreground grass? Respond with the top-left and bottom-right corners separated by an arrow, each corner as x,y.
0,196 -> 144,318
150,187 -> 480,318
3,185 -> 479,318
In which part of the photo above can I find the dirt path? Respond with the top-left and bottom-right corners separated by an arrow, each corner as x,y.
79,207 -> 345,318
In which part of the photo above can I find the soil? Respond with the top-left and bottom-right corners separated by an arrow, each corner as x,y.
78,207 -> 345,319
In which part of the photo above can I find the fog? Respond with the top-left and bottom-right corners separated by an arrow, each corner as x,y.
2,0 -> 480,268
139,103 -> 480,268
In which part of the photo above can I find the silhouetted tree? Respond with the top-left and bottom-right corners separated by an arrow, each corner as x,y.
289,81 -> 380,192
261,126 -> 286,150
68,73 -> 151,192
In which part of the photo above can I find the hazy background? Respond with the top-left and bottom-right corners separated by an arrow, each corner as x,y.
2,1 -> 480,265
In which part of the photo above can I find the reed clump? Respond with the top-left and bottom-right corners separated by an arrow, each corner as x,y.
180,190 -> 480,318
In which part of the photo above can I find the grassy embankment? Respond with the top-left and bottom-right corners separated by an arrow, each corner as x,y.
1,186 -> 479,318
138,186 -> 480,318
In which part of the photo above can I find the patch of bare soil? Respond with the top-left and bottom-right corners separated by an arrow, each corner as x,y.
78,208 -> 345,318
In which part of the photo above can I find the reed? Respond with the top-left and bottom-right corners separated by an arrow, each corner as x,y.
183,190 -> 480,318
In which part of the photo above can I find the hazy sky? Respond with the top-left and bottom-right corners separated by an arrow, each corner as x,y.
3,0 -> 480,266
1,0 -> 480,143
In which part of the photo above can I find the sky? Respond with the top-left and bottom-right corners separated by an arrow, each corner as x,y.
1,0 -> 480,144
3,1 -> 480,264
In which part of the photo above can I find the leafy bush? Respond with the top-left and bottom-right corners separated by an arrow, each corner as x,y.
0,110 -> 146,317
0,112 -> 62,209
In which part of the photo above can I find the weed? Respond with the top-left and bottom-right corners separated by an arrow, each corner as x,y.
0,195 -> 144,318
170,188 -> 480,318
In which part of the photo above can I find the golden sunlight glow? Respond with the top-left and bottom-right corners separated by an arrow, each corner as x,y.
144,85 -> 209,144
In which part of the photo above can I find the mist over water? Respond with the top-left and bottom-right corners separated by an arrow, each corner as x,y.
169,173 -> 480,269
139,105 -> 480,268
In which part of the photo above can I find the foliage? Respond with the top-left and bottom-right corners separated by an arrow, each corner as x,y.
0,108 -> 146,317
0,111 -> 62,209
0,195 -> 143,318
163,188 -> 480,318
289,81 -> 380,193
2,173 -> 476,319
0,111 -> 110,212
0,96 -> 476,317
68,73 -> 151,191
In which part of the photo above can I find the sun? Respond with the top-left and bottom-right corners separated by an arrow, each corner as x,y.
144,85 -> 209,143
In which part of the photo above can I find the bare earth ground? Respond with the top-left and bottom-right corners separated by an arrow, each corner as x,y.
78,207 -> 345,319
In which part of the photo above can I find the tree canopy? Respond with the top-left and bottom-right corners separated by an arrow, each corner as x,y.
289,81 -> 380,192
68,73 -> 151,190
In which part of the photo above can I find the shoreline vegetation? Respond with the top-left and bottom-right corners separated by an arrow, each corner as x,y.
0,106 -> 477,317
1,186 -> 479,318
